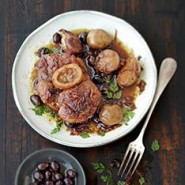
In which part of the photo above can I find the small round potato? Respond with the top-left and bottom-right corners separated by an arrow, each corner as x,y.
117,70 -> 138,87
87,29 -> 112,49
99,104 -> 123,125
95,49 -> 120,74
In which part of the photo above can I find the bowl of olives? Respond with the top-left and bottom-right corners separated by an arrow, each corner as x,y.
15,148 -> 86,185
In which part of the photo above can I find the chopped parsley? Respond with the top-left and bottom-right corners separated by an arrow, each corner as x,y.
49,47 -> 60,53
139,177 -> 145,185
92,162 -> 113,185
32,105 -> 59,119
51,121 -> 63,134
122,108 -> 135,122
103,78 -> 122,100
151,139 -> 160,152
99,131 -> 105,136
117,181 -> 125,185
80,132 -> 90,138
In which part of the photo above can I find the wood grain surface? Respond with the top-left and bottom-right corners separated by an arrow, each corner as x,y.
0,0 -> 185,184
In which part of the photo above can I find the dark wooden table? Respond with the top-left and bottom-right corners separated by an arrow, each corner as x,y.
1,0 -> 185,184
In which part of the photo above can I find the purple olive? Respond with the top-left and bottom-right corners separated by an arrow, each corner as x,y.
33,171 -> 44,182
66,169 -> 77,179
55,173 -> 64,180
78,32 -> 87,44
37,162 -> 49,171
38,47 -> 50,57
45,170 -> 52,180
50,161 -> 60,172
63,177 -> 74,185
30,95 -> 42,106
56,180 -> 64,185
44,181 -> 54,185
53,33 -> 61,44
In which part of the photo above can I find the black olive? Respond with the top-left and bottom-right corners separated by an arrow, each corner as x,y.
86,55 -> 95,66
38,47 -> 50,57
110,159 -> 121,168
78,32 -> 87,44
45,170 -> 52,180
56,180 -> 64,185
53,33 -> 61,44
44,181 -> 54,185
54,173 -> 64,180
50,161 -> 60,172
63,177 -> 74,185
30,95 -> 42,106
66,169 -> 77,178
33,171 -> 44,182
37,162 -> 49,171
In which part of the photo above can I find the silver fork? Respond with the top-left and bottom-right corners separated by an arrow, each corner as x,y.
118,58 -> 177,179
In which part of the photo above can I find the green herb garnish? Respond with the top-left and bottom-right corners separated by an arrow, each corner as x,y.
103,78 -> 122,100
117,181 -> 125,185
49,48 -> 60,53
80,132 -> 90,138
122,108 -> 135,122
32,105 -> 46,116
51,121 -> 63,134
32,105 -> 59,119
99,131 -> 105,136
151,139 -> 160,152
92,162 -> 113,185
139,177 -> 145,185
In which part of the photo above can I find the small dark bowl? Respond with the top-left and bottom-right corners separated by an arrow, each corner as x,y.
15,148 -> 86,185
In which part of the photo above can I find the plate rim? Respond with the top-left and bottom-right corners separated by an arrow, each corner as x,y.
12,10 -> 157,148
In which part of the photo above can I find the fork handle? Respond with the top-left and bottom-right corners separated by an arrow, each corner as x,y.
137,58 -> 177,141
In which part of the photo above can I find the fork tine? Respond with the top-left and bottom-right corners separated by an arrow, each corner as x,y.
125,151 -> 139,179
121,149 -> 135,177
117,146 -> 131,175
130,152 -> 143,178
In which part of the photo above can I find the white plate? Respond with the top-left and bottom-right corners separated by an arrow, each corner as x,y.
12,10 -> 157,148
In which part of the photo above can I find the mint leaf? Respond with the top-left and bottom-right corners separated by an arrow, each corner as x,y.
139,177 -> 145,185
80,132 -> 90,138
151,139 -> 160,152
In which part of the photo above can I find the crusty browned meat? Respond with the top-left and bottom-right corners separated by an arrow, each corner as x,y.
60,29 -> 83,55
58,80 -> 101,123
36,53 -> 86,81
34,80 -> 54,103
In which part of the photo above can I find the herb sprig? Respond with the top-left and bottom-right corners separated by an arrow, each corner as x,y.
139,177 -> 145,185
49,47 -> 60,53
122,108 -> 135,122
151,139 -> 160,152
92,162 -> 113,185
103,78 -> 122,100
51,121 -> 63,134
32,105 -> 59,119
80,132 -> 90,138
